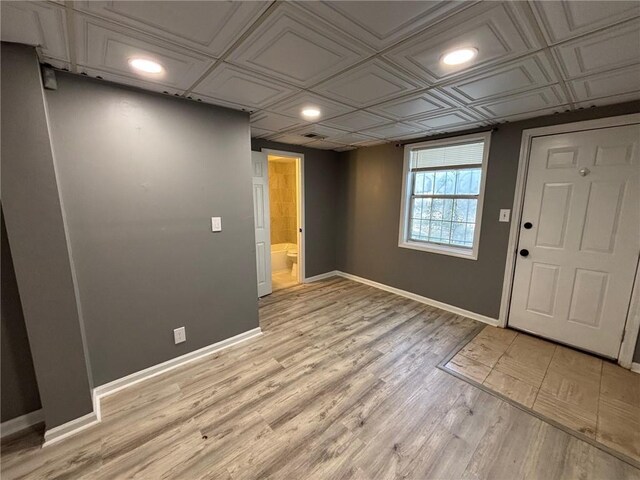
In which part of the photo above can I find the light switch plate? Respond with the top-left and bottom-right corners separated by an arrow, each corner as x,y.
174,327 -> 186,344
211,217 -> 222,232
499,209 -> 511,222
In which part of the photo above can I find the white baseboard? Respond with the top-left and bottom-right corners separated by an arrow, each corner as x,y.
632,363 -> 640,374
0,409 -> 44,439
40,327 -> 261,447
43,411 -> 99,447
335,271 -> 499,327
303,270 -> 339,283
93,327 -> 263,420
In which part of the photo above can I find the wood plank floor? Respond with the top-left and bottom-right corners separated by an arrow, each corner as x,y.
2,277 -> 639,479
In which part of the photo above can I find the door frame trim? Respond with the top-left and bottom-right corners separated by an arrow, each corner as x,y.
261,148 -> 306,283
498,113 -> 640,367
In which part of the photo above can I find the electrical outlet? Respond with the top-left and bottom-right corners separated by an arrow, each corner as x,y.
173,327 -> 186,344
499,209 -> 511,223
211,217 -> 222,232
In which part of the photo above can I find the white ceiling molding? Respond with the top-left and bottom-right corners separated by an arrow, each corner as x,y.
529,0 -> 640,44
320,110 -> 392,132
75,14 -> 214,90
74,1 -> 268,58
311,58 -> 422,108
298,1 -> 470,51
0,0 -> 638,151
360,122 -> 424,140
225,3 -> 372,88
1,1 -> 70,62
410,109 -> 485,131
383,2 -> 541,84
472,85 -> 567,119
249,111 -> 304,132
552,20 -> 640,79
367,89 -> 458,121
265,91 -> 354,123
192,62 -> 299,111
567,64 -> 640,102
441,53 -> 559,104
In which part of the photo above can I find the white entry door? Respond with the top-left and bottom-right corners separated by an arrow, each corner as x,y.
509,124 -> 640,358
252,151 -> 272,297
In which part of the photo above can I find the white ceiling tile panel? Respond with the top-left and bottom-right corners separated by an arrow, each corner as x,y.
75,15 -> 214,90
226,3 -> 372,88
5,0 -> 640,152
530,0 -> 640,44
192,63 -> 299,110
368,89 -> 457,120
441,53 -> 559,104
305,139 -> 347,150
312,58 -> 422,107
410,109 -> 484,130
334,145 -> 357,152
574,92 -> 640,109
552,20 -> 640,79
250,111 -> 303,132
268,133 -> 316,146
360,122 -> 424,140
321,110 -> 392,131
188,93 -> 256,113
1,1 -> 69,62
472,85 -> 567,118
250,127 -> 276,139
383,2 -> 541,84
266,92 -> 354,123
298,1 -> 468,50
328,132 -> 380,146
567,64 -> 640,102
75,1 -> 269,58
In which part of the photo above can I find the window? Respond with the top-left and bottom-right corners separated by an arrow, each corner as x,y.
399,132 -> 490,260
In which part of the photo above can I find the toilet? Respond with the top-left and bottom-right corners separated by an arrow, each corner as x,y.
286,246 -> 298,277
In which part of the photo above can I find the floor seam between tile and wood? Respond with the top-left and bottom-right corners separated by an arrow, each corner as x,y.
441,325 -> 640,467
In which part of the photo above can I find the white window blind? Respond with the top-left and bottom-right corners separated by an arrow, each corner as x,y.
399,133 -> 490,259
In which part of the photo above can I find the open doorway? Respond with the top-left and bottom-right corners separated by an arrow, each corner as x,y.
266,151 -> 304,291
251,148 -> 305,297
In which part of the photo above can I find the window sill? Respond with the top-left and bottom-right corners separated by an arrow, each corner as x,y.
398,240 -> 478,260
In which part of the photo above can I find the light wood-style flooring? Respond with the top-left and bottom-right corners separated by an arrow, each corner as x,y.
445,325 -> 640,463
2,277 -> 639,479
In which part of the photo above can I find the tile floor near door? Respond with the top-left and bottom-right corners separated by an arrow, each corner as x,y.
445,326 -> 640,463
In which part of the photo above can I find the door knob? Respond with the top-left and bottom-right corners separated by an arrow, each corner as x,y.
523,222 -> 533,229
519,249 -> 529,257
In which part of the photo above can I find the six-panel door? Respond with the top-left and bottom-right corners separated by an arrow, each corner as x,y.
509,124 -> 640,358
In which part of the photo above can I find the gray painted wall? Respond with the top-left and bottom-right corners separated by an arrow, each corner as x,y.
1,208 -> 42,422
1,43 -> 94,428
251,139 -> 340,277
45,73 -> 259,386
337,102 -> 640,323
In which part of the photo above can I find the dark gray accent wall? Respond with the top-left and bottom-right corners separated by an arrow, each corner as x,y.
337,101 -> 640,321
45,72 -> 258,386
1,209 -> 42,422
1,43 -> 94,428
251,139 -> 340,277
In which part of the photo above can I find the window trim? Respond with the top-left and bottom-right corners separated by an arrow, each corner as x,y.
398,131 -> 491,260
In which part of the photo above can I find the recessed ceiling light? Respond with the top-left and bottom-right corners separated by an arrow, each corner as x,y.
441,48 -> 478,66
128,58 -> 164,74
301,107 -> 321,119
